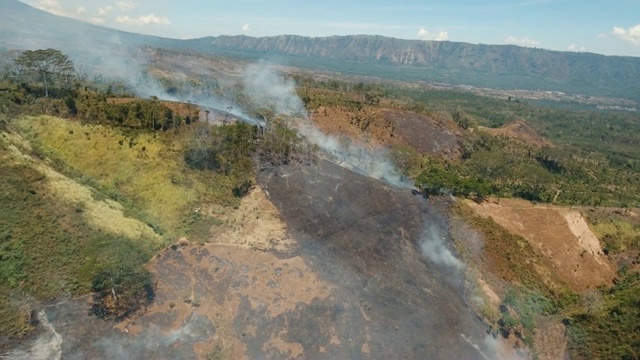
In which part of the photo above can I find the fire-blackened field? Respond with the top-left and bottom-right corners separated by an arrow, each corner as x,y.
255,159 -> 494,359
18,160 -> 497,359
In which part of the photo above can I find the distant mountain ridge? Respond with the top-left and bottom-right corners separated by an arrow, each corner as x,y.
191,35 -> 640,100
2,0 -> 640,101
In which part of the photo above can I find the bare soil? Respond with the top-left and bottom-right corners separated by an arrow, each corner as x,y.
533,320 -> 568,360
311,106 -> 462,158
466,198 -> 616,292
480,119 -> 553,148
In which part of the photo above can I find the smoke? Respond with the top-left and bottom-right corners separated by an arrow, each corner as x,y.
461,333 -> 520,360
241,61 -> 410,188
8,310 -> 62,360
419,224 -> 464,271
70,38 -> 268,127
243,61 -> 305,117
12,27 -> 408,186
92,312 -> 215,360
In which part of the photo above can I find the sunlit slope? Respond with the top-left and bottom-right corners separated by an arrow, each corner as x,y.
0,122 -> 161,346
14,116 -> 239,238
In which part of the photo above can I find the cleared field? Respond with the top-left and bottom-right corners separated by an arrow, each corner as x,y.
466,198 -> 616,292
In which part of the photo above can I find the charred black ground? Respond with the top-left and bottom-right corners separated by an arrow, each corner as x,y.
255,159 -> 493,359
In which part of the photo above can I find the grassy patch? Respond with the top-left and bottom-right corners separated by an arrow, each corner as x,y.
566,271 -> 640,359
13,116 -> 241,239
0,156 -> 157,346
455,203 -> 571,297
587,212 -> 640,255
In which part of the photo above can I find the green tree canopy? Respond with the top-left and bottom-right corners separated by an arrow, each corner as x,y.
14,48 -> 74,97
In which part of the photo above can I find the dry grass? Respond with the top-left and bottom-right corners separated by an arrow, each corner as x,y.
14,116 -> 235,238
4,133 -> 161,242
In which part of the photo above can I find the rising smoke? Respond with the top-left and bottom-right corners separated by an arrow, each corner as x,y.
93,312 -> 215,359
240,61 -> 410,188
419,224 -> 464,271
11,32 -> 416,188
240,62 -> 471,279
243,61 -> 305,117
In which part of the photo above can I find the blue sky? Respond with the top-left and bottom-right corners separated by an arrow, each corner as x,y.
24,0 -> 640,56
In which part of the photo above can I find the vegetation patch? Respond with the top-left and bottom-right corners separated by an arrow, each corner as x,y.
566,271 -> 640,359
13,116 -> 246,238
587,210 -> 640,255
455,203 -> 574,299
89,265 -> 155,321
0,146 -> 157,346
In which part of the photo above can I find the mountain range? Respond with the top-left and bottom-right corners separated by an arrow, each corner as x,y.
1,0 -> 639,101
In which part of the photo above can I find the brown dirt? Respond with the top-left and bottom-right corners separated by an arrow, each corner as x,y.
311,106 -> 461,158
466,198 -> 616,292
311,105 -> 393,147
203,187 -> 296,251
379,109 -> 462,158
136,241 -> 335,359
480,119 -> 553,148
533,321 -> 568,360
13,171 -> 520,359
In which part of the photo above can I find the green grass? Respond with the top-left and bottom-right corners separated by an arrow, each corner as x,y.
0,157 -> 157,346
14,116 -> 242,238
588,214 -> 640,255
566,271 -> 640,359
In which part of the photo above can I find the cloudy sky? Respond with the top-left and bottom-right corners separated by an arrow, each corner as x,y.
23,0 -> 640,57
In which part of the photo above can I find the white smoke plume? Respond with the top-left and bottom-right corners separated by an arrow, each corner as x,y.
461,333 -> 521,360
70,38 -> 267,127
419,224 -> 464,271
243,61 -> 305,117
242,61 -> 410,188
13,30 -> 409,186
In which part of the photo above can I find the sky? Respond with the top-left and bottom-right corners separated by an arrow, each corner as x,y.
23,0 -> 640,57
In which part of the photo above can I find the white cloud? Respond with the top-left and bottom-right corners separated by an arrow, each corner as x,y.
88,17 -> 106,24
116,14 -> 171,26
33,0 -> 64,16
242,24 -> 250,32
505,35 -> 540,46
612,24 -> 640,45
434,31 -> 449,41
115,1 -> 136,12
567,44 -> 586,51
417,28 -> 448,41
34,0 -> 83,19
98,6 -> 113,16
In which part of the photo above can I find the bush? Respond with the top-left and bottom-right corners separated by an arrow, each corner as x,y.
89,266 -> 154,321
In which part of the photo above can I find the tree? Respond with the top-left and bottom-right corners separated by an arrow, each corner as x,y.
90,265 -> 154,321
14,48 -> 74,97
